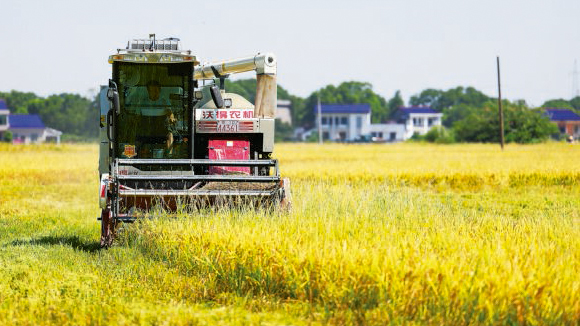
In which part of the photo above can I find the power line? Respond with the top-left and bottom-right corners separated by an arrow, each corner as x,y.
572,59 -> 579,98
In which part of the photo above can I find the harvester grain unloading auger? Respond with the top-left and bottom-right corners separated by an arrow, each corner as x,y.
98,35 -> 291,247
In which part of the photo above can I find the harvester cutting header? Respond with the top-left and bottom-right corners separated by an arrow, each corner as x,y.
98,34 -> 290,246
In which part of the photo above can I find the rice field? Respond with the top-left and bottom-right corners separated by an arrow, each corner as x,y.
0,143 -> 579,325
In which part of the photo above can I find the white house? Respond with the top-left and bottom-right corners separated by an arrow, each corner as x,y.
369,122 -> 406,142
276,99 -> 292,125
8,114 -> 62,144
317,104 -> 372,141
397,107 -> 443,139
304,104 -> 443,142
0,99 -> 9,140
0,99 -> 63,144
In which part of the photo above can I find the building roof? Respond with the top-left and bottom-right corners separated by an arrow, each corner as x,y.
0,99 -> 8,111
398,106 -> 439,114
45,128 -> 63,136
544,108 -> 580,121
8,114 -> 45,129
277,99 -> 291,107
315,104 -> 371,114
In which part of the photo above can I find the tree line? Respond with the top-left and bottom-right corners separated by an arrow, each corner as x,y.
2,80 -> 578,143
229,80 -> 571,143
0,90 -> 98,141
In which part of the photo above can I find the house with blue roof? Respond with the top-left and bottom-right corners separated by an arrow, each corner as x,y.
8,114 -> 63,144
311,104 -> 443,142
397,107 -> 443,139
315,104 -> 373,141
544,108 -> 580,138
0,99 -> 62,144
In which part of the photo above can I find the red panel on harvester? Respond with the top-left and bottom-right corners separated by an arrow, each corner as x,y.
208,139 -> 250,174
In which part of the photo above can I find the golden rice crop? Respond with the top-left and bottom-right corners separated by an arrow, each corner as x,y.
0,142 -> 578,325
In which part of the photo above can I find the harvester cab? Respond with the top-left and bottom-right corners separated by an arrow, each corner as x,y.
98,34 -> 291,247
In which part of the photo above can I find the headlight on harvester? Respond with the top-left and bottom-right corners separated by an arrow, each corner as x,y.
99,174 -> 109,209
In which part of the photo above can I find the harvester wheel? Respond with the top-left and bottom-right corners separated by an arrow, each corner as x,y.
280,178 -> 292,212
100,208 -> 116,248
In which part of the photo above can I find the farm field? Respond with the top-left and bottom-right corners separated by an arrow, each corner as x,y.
0,143 -> 579,325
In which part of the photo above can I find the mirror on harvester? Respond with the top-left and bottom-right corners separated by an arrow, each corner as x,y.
209,85 -> 224,108
107,79 -> 120,114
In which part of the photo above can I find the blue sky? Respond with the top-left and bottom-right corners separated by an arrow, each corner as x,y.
1,0 -> 579,106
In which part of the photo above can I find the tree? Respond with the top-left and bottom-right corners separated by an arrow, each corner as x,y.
409,88 -> 442,109
410,86 -> 490,112
387,90 -> 404,119
424,126 -> 455,143
541,99 -> 573,110
569,96 -> 580,112
0,90 -> 97,139
274,120 -> 293,142
453,101 -> 557,143
0,90 -> 39,114
442,103 -> 479,128
224,79 -> 292,104
224,79 -> 258,103
27,93 -> 95,138
2,130 -> 12,143
299,81 -> 390,128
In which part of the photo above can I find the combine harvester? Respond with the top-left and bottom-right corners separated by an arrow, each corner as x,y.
98,35 -> 291,247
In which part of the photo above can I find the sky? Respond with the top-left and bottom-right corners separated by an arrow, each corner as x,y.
1,0 -> 579,107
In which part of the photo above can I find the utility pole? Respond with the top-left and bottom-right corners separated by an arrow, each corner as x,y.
317,95 -> 322,144
497,56 -> 505,150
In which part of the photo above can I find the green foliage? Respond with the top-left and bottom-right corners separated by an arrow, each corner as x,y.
387,90 -> 404,118
0,90 -> 98,140
1,82 -> 570,145
443,103 -> 479,127
409,88 -> 442,108
0,90 -> 39,114
224,79 -> 293,104
424,126 -> 455,143
453,101 -> 558,143
406,132 -> 425,142
410,86 -> 490,113
274,119 -> 294,142
27,93 -> 96,138
305,131 -> 319,143
224,79 -> 258,103
541,98 -> 574,110
542,97 -> 580,115
569,96 -> 580,112
2,130 -> 12,143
